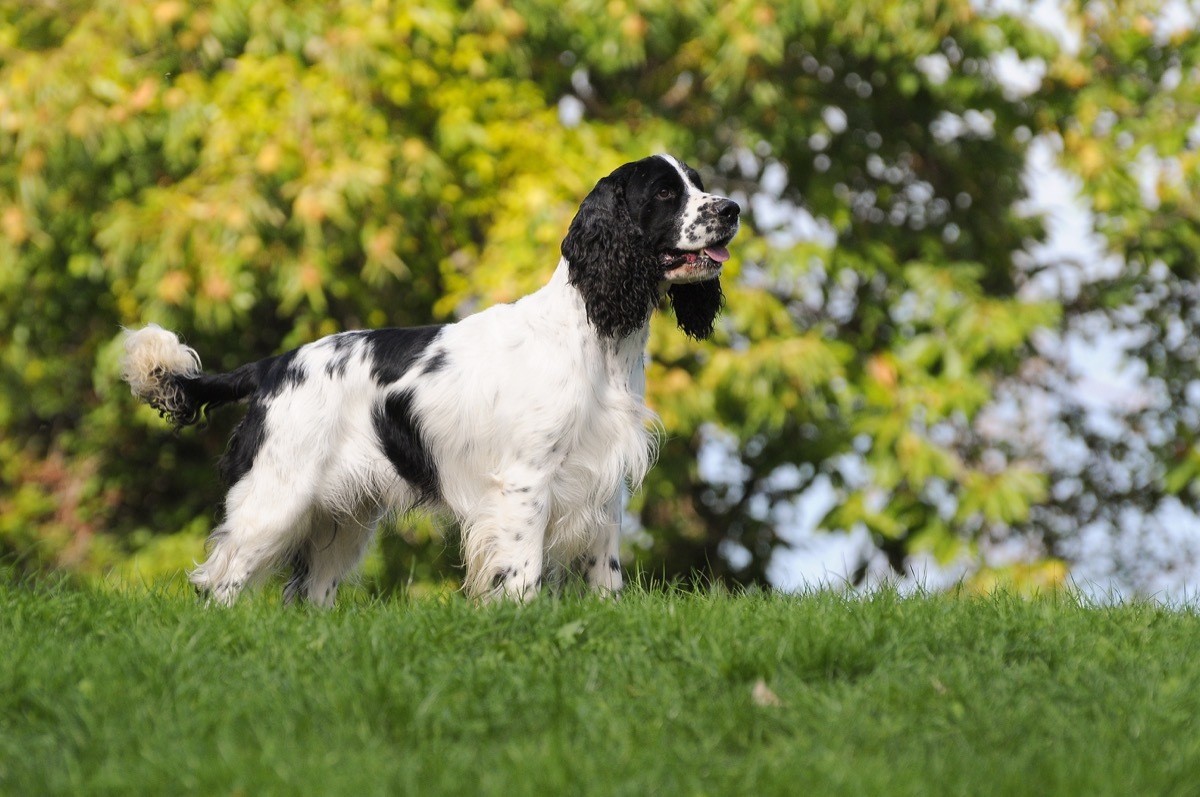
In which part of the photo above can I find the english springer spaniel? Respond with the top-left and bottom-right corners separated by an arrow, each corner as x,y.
121,154 -> 740,605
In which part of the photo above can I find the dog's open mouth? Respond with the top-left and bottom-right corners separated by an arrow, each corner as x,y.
660,246 -> 730,283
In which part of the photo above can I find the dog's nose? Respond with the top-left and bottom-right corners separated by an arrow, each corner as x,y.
716,199 -> 740,220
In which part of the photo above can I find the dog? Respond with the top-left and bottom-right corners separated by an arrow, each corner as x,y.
121,154 -> 740,605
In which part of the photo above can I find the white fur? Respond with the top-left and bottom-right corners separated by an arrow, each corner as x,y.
124,262 -> 655,604
121,324 -> 201,414
426,263 -> 657,598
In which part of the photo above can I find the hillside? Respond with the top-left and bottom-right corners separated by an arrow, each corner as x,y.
2,580 -> 1198,795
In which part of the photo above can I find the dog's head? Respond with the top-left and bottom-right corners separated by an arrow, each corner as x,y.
561,155 -> 740,340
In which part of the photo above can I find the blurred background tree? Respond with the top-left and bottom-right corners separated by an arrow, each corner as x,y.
1,0 -> 1197,596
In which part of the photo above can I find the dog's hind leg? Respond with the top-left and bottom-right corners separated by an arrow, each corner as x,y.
190,469 -> 319,605
283,511 -> 377,608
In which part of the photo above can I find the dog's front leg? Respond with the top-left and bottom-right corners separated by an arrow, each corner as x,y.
460,469 -> 551,602
581,495 -> 624,596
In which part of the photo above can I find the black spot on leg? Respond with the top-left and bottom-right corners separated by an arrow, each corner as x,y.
218,578 -> 244,598
492,567 -> 515,590
609,556 -> 620,572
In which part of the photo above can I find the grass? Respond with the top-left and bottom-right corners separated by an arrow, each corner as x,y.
2,578 -> 1199,796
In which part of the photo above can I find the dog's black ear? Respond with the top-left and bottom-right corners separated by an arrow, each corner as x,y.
562,170 -> 661,339
668,279 -> 724,340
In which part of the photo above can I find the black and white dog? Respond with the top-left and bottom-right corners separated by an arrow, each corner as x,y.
122,155 -> 740,605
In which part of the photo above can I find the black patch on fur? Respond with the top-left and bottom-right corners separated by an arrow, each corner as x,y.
171,348 -> 305,426
373,388 -> 441,504
363,326 -> 444,385
260,349 -> 307,397
561,161 -> 671,339
421,347 -> 449,375
609,556 -> 620,572
207,350 -> 308,485
668,279 -> 725,340
219,400 -> 268,486
325,334 -> 360,378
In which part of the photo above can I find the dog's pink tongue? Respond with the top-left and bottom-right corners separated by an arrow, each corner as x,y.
704,246 -> 730,263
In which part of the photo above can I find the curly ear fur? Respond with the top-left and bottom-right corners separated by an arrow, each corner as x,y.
561,173 -> 662,339
668,279 -> 724,340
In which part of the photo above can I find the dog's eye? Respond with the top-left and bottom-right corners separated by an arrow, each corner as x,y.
656,188 -> 677,200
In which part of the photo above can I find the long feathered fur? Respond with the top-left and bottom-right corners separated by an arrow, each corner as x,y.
669,279 -> 726,341
562,165 -> 665,340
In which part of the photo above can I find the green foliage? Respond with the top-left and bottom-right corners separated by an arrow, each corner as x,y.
1012,0 -> 1200,588
1,0 -> 1195,589
3,581 -> 1200,795
0,0 -> 607,580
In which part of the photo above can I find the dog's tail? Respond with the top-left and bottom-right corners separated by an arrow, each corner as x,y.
121,324 -> 260,426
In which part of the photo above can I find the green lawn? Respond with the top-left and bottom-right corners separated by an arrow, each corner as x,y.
2,578 -> 1198,796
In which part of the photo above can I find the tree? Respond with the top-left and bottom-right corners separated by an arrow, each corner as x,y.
1,0 -> 597,580
1012,0 -> 1200,594
1,0 -> 1194,594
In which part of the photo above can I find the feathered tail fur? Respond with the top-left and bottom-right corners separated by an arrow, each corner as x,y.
121,324 -> 258,426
